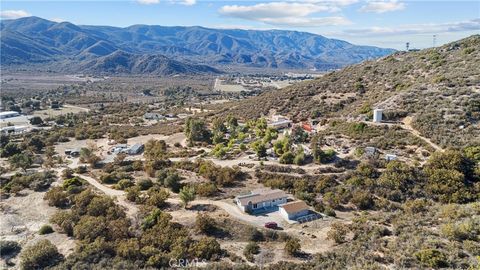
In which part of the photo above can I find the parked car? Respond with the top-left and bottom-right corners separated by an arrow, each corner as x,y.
264,222 -> 278,229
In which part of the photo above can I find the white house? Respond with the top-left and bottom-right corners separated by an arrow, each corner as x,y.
235,189 -> 288,213
279,201 -> 310,221
144,112 -> 165,121
268,115 -> 292,130
0,111 -> 20,119
0,125 -> 28,135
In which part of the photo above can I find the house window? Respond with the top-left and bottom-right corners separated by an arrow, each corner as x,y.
253,203 -> 258,209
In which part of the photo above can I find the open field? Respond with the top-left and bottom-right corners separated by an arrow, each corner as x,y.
32,105 -> 89,119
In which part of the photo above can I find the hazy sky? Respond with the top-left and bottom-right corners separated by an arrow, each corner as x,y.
1,0 -> 479,49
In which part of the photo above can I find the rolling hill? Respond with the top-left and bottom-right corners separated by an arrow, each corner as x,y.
221,35 -> 480,148
0,16 -> 395,73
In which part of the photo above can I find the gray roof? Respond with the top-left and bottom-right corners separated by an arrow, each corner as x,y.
236,189 -> 287,206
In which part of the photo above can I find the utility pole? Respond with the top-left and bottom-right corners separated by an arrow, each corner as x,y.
433,35 -> 437,47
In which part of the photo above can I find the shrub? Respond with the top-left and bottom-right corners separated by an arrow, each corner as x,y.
44,187 -> 69,208
324,207 -> 337,218
284,238 -> 301,256
125,186 -> 141,203
243,242 -> 260,262
137,178 -> 153,190
195,183 -> 218,197
62,177 -> 83,190
327,222 -> 349,244
247,227 -> 264,242
145,187 -> 169,208
279,151 -> 295,164
50,211 -> 77,236
164,173 -> 181,192
293,152 -> 305,165
195,213 -> 217,235
20,239 -> 63,269
414,248 -> 448,268
38,225 -> 54,235
350,190 -> 375,210
193,237 -> 221,260
116,179 -> 134,190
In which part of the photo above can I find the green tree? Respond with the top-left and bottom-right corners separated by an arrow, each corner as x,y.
1,142 -> 21,157
291,126 -> 308,143
164,173 -> 181,192
179,186 -> 195,209
9,152 -> 33,171
26,136 -> 45,153
29,116 -> 44,126
251,140 -> 267,158
279,151 -> 295,164
185,118 -> 211,145
378,161 -> 415,190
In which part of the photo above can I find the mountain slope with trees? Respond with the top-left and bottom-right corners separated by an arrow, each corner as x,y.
223,35 -> 480,148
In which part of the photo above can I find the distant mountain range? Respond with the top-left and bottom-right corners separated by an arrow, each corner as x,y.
0,16 -> 395,75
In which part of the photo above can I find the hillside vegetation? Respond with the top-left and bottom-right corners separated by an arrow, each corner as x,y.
224,35 -> 480,148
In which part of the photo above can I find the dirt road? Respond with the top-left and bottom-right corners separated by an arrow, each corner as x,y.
73,173 -> 138,218
402,117 -> 443,152
72,172 -> 279,228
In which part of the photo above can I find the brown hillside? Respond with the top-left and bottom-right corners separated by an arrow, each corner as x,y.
222,35 -> 480,148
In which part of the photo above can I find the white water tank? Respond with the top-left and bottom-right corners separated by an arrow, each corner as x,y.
373,109 -> 383,123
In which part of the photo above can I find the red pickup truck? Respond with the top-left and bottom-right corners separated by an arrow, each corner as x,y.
264,222 -> 278,229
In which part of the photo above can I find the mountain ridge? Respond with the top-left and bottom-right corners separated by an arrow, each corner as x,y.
1,16 -> 395,73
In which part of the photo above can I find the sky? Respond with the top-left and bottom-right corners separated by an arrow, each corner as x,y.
0,0 -> 479,49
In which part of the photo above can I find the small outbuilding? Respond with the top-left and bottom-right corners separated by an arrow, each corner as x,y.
385,154 -> 397,161
373,109 -> 383,123
279,201 -> 310,221
144,112 -> 165,121
127,143 -> 144,155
